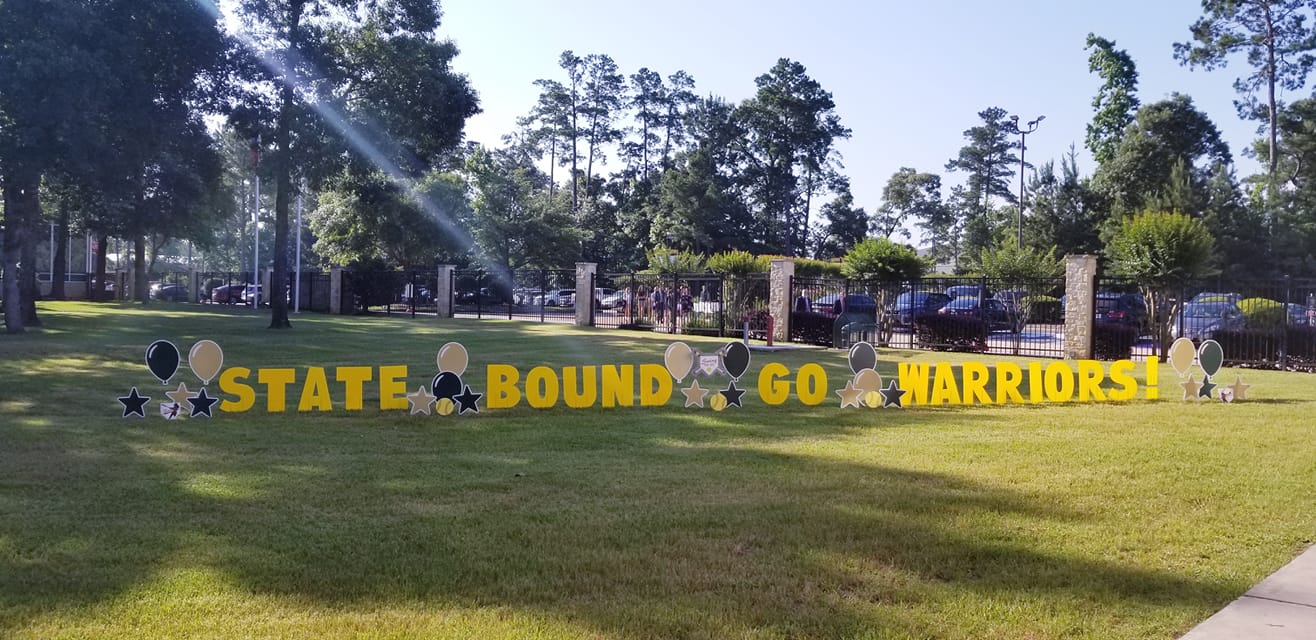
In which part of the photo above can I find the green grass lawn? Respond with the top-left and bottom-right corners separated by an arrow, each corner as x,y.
2,301 -> 1314,639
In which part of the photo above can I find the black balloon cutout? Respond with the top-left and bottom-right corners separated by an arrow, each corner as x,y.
723,342 -> 751,380
145,340 -> 181,384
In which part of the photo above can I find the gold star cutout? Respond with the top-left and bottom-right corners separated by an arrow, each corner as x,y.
1228,375 -> 1251,402
407,386 -> 436,415
836,379 -> 864,409
1180,374 -> 1202,401
681,380 -> 710,408
165,382 -> 193,415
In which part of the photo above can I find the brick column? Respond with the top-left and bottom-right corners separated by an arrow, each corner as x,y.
769,258 -> 794,343
329,266 -> 343,315
575,262 -> 597,326
1063,254 -> 1098,360
436,265 -> 454,318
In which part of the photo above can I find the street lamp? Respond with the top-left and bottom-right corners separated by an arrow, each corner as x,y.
1010,114 -> 1044,248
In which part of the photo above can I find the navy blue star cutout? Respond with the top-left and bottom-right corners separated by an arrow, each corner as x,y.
1198,374 -> 1217,400
188,387 -> 218,418
454,385 -> 482,414
720,381 -> 746,408
879,380 -> 907,408
118,387 -> 150,418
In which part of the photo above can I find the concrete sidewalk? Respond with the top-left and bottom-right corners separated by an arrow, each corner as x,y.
1180,546 -> 1316,639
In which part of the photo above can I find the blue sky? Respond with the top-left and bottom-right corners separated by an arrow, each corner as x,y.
437,0 -> 1280,241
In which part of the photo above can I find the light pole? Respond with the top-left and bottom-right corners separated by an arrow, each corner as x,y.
1010,114 -> 1044,248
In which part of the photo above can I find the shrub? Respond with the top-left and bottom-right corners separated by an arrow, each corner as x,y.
761,255 -> 844,278
914,315 -> 987,352
1239,298 -> 1286,331
1024,295 -> 1062,324
707,250 -> 768,276
842,238 -> 928,281
1093,322 -> 1137,360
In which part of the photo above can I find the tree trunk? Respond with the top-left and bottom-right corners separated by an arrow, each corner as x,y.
92,233 -> 108,302
6,172 -> 44,328
50,206 -> 68,299
134,235 -> 148,304
1,174 -> 31,333
268,1 -> 303,330
1265,4 -> 1278,178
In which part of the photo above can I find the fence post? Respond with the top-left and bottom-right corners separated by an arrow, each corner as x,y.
435,265 -> 453,318
575,262 -> 596,327
1282,275 -> 1291,369
1063,255 -> 1098,360
768,258 -> 794,344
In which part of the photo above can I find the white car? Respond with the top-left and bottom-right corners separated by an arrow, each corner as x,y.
543,289 -> 575,307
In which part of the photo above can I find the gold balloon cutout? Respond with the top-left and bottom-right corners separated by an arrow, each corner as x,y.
1168,338 -> 1197,377
437,342 -> 468,376
664,342 -> 695,382
854,369 -> 883,395
188,340 -> 224,385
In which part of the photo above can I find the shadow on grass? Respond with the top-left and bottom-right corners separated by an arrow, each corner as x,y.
0,411 -> 1236,638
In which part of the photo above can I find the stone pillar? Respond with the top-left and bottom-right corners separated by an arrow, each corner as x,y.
575,262 -> 597,327
768,258 -> 794,344
1063,254 -> 1098,360
329,266 -> 344,315
189,271 -> 199,304
436,264 -> 454,318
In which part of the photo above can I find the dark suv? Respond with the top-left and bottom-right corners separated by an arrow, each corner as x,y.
889,291 -> 952,330
1095,292 -> 1147,328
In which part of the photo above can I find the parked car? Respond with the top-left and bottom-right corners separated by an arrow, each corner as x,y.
815,293 -> 877,315
400,284 -> 432,305
513,288 -> 542,305
889,291 -> 952,330
945,284 -> 990,299
1094,292 -> 1147,327
150,283 -> 190,302
600,290 -> 627,309
1060,291 -> 1148,328
593,287 -> 614,307
937,297 -> 1015,332
211,284 -> 246,304
1287,303 -> 1315,326
243,284 -> 264,306
1169,301 -> 1247,341
543,289 -> 575,307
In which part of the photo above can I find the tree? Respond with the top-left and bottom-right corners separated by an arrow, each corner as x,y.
1025,149 -> 1103,257
1093,94 -> 1232,223
842,237 -> 928,342
465,146 -> 581,277
660,71 -> 698,170
0,0 -> 227,330
876,167 -> 943,241
736,59 -> 850,255
945,107 -> 1020,258
1106,211 -> 1218,356
1085,34 -> 1140,167
580,54 -> 625,204
625,68 -> 665,179
309,170 -> 469,269
813,183 -> 868,259
226,0 -> 478,329
1175,0 -> 1316,177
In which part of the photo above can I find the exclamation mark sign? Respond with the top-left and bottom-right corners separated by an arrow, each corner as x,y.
1145,356 -> 1159,400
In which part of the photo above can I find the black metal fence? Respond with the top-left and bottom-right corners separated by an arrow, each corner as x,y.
591,272 -> 771,340
1097,276 -> 1316,370
449,268 -> 576,322
789,275 -> 1067,357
